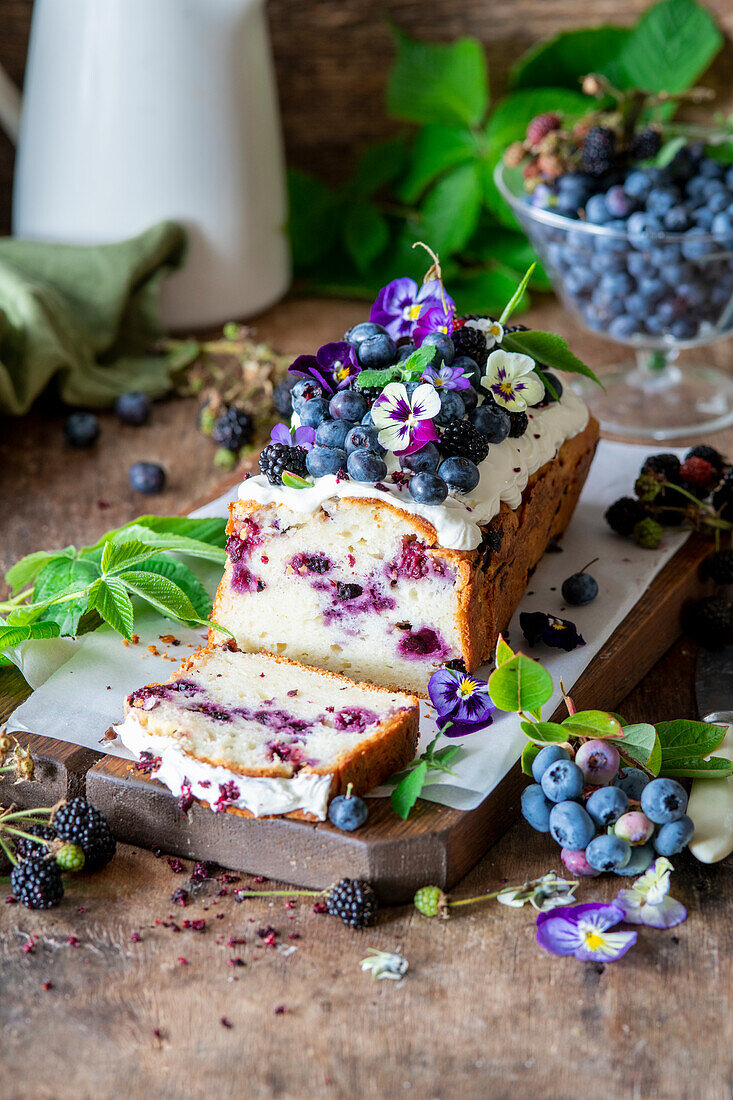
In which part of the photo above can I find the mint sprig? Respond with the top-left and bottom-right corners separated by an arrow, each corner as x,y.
356,345 -> 436,391
389,733 -> 463,819
0,516 -> 229,648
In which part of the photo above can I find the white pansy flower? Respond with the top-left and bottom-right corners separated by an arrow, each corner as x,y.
480,349 -> 545,412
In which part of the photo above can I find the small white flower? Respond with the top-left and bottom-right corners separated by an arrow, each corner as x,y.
465,318 -> 504,350
360,949 -> 408,981
497,872 -> 578,911
616,857 -> 687,929
480,349 -> 545,412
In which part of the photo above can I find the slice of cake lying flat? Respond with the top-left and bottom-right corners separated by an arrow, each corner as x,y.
114,644 -> 419,821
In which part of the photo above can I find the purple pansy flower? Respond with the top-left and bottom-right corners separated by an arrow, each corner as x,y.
413,303 -> 454,347
428,667 -> 495,738
289,342 -> 358,394
520,611 -> 585,652
370,278 -> 453,341
270,423 -> 315,451
421,362 -> 471,392
371,382 -> 440,456
536,902 -> 637,962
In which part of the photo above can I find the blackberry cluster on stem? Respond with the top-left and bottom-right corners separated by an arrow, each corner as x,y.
52,797 -> 116,871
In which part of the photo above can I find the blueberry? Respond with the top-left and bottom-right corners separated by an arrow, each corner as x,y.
421,332 -> 454,365
601,271 -> 634,297
361,409 -> 374,426
646,187 -> 679,217
649,243 -> 681,266
681,230 -> 709,261
438,457 -> 480,494
469,404 -> 510,443
460,386 -> 479,414
520,784 -> 554,832
640,777 -> 688,824
129,462 -> 166,494
328,792 -> 369,831
531,183 -> 555,209
357,333 -> 397,369
699,158 -> 724,180
613,811 -> 654,846
548,801 -> 595,850
64,412 -> 100,447
608,315 -> 639,340
346,447 -> 387,483
585,834 -> 631,872
531,744 -> 571,784
624,170 -> 652,201
586,786 -> 629,827
452,355 -> 480,388
708,191 -> 730,215
670,318 -> 698,340
663,206 -> 691,232
638,275 -> 665,302
653,813 -> 695,856
291,379 -> 324,404
408,473 -> 448,506
677,282 -> 705,308
614,766 -> 650,801
692,207 -> 714,230
605,185 -> 634,219
627,252 -> 656,279
628,211 -> 662,247
345,321 -> 386,347
540,759 -> 584,803
575,739 -> 620,786
298,397 -> 331,428
400,442 -> 440,474
396,343 -> 417,362
272,376 -> 297,416
344,424 -> 384,454
561,571 -> 599,605
613,841 -> 655,876
316,418 -> 355,448
329,390 -> 368,421
624,293 -> 647,320
434,390 -> 465,425
585,194 -> 609,224
306,445 -> 348,478
712,212 -> 733,239
115,391 -> 151,426
563,267 -> 595,296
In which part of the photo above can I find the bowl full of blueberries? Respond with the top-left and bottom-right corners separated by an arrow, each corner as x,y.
496,79 -> 733,441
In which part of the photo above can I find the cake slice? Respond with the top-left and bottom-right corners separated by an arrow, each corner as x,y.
114,644 -> 419,821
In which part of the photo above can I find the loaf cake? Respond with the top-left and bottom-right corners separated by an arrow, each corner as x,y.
209,270 -> 598,696
114,645 -> 420,821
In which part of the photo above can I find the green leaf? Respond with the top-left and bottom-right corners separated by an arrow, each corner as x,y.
509,27 -> 631,90
616,0 -> 723,95
520,720 -> 569,745
119,570 -> 206,627
705,141 -> 733,165
101,538 -> 161,576
521,741 -> 542,776
662,755 -> 733,779
387,31 -> 488,128
391,760 -> 429,819
5,547 -> 76,594
501,330 -> 602,388
652,135 -> 688,169
563,711 -> 623,739
341,202 -> 389,274
397,124 -> 478,204
85,578 -> 135,640
495,634 -> 514,667
356,367 -> 397,390
287,169 -> 338,270
110,525 -> 226,565
656,719 -> 728,760
609,723 -> 661,772
133,516 -> 227,547
281,472 -> 311,489
489,653 -> 553,713
349,139 -> 408,198
165,338 -> 201,374
33,557 -> 100,636
499,265 -> 535,325
0,620 -> 61,650
420,163 -> 482,255
400,345 -> 437,376
121,557 -> 213,620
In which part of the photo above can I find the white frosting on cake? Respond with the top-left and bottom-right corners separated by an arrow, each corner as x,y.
241,388 -> 589,551
115,710 -> 334,819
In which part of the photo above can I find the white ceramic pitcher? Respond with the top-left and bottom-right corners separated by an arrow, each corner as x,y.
0,0 -> 291,328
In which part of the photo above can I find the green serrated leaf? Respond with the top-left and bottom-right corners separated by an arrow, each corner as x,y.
391,760 -> 429,819
123,557 -> 213,620
662,755 -> 733,779
563,711 -> 623,739
101,538 -> 161,576
0,620 -> 61,650
387,31 -> 488,128
616,0 -> 723,96
499,264 -> 535,325
86,578 -> 135,640
489,653 -> 553,713
5,547 -> 76,594
342,201 -> 390,274
509,27 -> 631,90
396,124 -> 478,204
32,557 -> 100,636
656,719 -> 728,760
421,163 -> 483,255
119,570 -> 205,627
355,368 -> 395,389
519,720 -> 569,745
501,330 -> 602,388
401,345 -> 437,376
110,525 -> 226,565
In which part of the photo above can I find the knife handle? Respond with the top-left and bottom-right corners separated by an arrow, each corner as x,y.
688,723 -> 733,864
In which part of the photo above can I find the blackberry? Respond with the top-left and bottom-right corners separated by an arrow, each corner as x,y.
211,406 -> 253,452
453,323 -> 487,364
629,127 -> 662,162
325,878 -> 378,929
687,445 -> 725,476
439,420 -> 490,464
502,324 -> 529,334
705,550 -> 733,585
582,126 -> 617,176
641,453 -> 681,484
258,443 -> 308,486
11,857 -> 64,909
52,797 -> 116,872
605,496 -> 648,537
56,843 -> 86,872
15,822 -> 56,860
679,456 -> 717,494
508,411 -> 529,438
682,597 -> 732,649
272,377 -> 297,417
713,472 -> 733,520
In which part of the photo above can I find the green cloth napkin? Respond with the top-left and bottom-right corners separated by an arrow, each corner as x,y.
0,220 -> 186,416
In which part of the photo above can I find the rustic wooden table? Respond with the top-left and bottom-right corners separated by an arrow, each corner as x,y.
1,299 -> 732,1100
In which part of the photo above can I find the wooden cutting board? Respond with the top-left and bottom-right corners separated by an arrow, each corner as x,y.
0,534 -> 709,903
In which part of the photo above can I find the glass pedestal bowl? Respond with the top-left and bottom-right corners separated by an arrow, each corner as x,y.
495,157 -> 733,441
